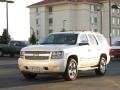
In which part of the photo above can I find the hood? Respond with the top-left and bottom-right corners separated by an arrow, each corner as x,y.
21,44 -> 74,51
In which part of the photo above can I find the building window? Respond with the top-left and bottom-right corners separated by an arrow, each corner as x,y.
112,28 -> 120,36
112,8 -> 116,13
94,29 -> 98,32
118,29 -> 120,36
49,18 -> 53,26
117,9 -> 120,14
49,6 -> 52,14
117,18 -> 120,25
112,17 -> 116,25
112,17 -> 120,25
36,7 -> 39,13
94,17 -> 97,24
36,18 -> 39,25
37,30 -> 39,36
90,17 -> 97,25
117,29 -> 120,36
112,8 -> 120,14
49,29 -> 53,34
90,5 -> 97,12
112,29 -> 115,36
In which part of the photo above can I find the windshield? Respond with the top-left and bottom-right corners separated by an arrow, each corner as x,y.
42,34 -> 78,45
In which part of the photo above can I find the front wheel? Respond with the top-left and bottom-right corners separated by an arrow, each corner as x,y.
95,57 -> 107,76
21,72 -> 37,79
64,58 -> 78,81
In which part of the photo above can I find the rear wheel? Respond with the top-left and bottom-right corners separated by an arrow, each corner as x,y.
0,50 -> 3,57
21,72 -> 37,79
64,58 -> 78,81
95,57 -> 107,76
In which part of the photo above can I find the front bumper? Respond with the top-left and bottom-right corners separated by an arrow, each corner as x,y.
18,58 -> 66,74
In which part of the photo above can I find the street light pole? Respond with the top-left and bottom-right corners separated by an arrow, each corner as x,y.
6,1 -> 14,39
6,1 -> 8,35
63,20 -> 67,29
0,0 -> 14,43
109,0 -> 112,46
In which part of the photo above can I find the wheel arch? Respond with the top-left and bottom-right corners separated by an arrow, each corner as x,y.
100,53 -> 107,62
67,55 -> 78,65
64,55 -> 78,80
64,55 -> 78,71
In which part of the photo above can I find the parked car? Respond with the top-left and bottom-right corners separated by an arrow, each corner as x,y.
18,31 -> 110,81
110,41 -> 120,58
0,41 -> 28,56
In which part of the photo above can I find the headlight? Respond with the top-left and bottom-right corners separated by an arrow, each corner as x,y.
20,51 -> 24,58
51,51 -> 64,59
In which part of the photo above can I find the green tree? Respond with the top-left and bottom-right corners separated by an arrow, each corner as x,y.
29,31 -> 37,44
49,29 -> 53,34
0,29 -> 10,44
61,28 -> 66,32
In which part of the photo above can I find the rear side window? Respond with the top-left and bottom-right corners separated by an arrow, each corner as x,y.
96,34 -> 106,44
88,34 -> 98,45
79,34 -> 89,43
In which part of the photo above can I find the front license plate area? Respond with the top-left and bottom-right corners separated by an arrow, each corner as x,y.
30,66 -> 41,72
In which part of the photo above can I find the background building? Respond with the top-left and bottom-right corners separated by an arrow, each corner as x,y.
28,0 -> 120,44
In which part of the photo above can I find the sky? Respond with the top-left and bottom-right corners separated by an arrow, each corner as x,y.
0,0 -> 42,41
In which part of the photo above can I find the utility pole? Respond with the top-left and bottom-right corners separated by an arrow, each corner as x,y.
0,0 -> 14,43
109,0 -> 112,46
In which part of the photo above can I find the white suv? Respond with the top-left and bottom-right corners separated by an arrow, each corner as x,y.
18,31 -> 110,81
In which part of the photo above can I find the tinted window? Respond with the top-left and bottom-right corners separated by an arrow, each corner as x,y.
9,41 -> 18,46
88,34 -> 98,45
42,34 -> 78,45
10,41 -> 28,46
19,41 -> 28,46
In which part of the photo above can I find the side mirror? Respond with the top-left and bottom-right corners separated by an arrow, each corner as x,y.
79,43 -> 89,46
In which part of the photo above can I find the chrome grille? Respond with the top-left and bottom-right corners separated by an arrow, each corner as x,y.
25,56 -> 49,60
24,51 -> 50,60
25,51 -> 50,54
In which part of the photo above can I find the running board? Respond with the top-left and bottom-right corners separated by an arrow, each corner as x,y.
78,66 -> 98,71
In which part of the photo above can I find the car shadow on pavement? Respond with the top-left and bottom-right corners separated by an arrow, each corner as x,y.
0,59 -> 120,89
0,70 -> 106,89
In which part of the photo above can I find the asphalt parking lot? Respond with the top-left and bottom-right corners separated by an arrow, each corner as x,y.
0,57 -> 120,90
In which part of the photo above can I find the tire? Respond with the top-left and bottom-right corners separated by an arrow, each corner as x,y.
64,58 -> 78,81
0,50 -> 3,57
95,57 -> 107,76
21,71 -> 37,79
